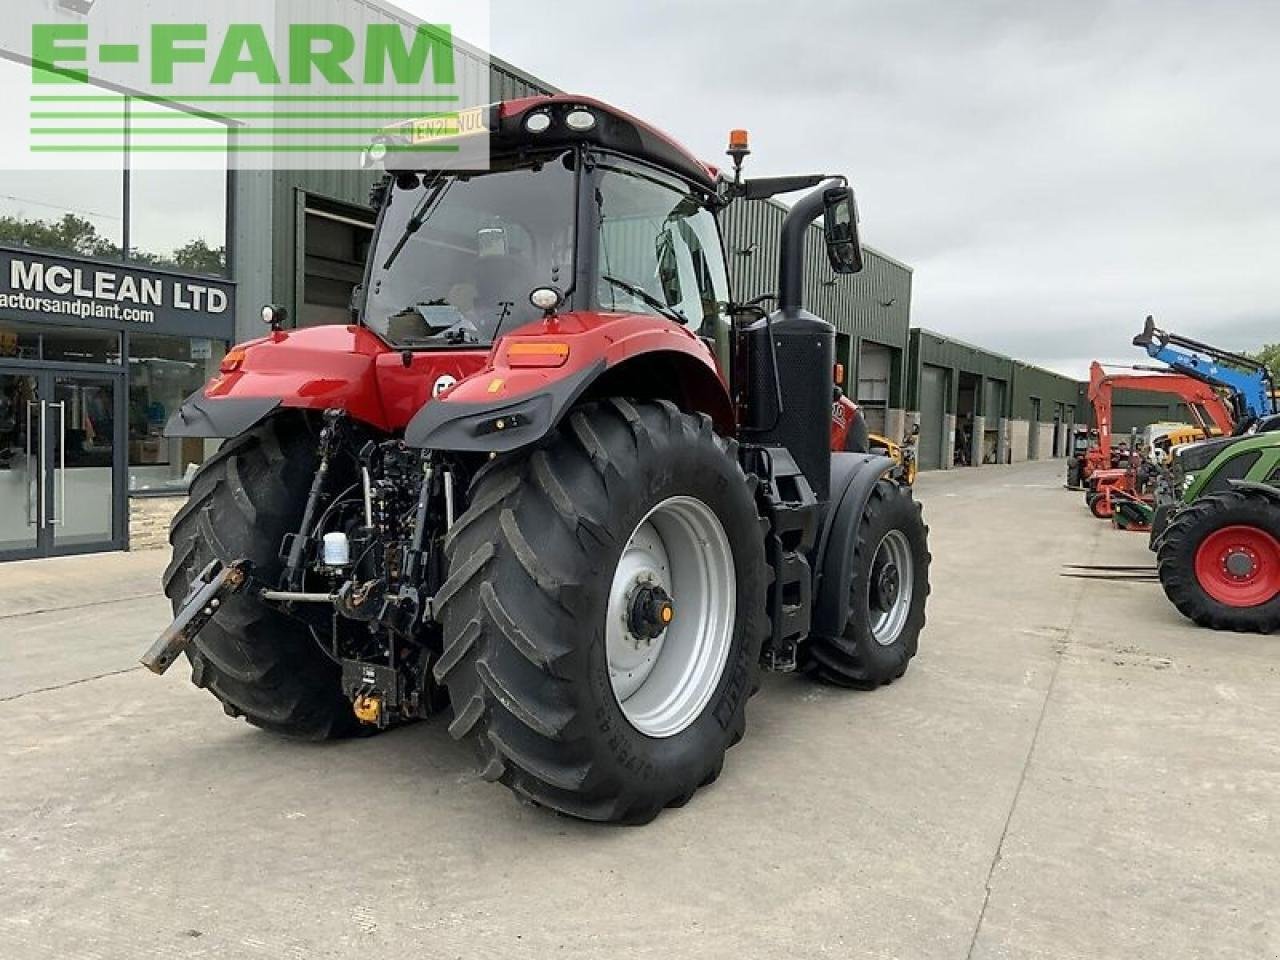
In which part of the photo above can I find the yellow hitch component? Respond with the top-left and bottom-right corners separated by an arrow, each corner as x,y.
353,695 -> 382,726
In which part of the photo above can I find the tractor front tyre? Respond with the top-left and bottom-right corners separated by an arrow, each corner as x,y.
805,481 -> 930,688
163,413 -> 364,739
434,400 -> 768,824
1156,490 -> 1280,633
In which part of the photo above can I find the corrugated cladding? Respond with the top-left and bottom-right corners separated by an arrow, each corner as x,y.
910,329 -> 1011,383
907,330 -> 1082,423
719,201 -> 912,353
1077,385 -> 1192,433
1011,363 -> 1081,421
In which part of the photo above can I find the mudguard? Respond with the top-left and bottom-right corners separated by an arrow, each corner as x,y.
405,360 -> 605,454
167,392 -> 281,439
403,312 -> 733,454
1229,480 -> 1280,502
809,451 -> 897,641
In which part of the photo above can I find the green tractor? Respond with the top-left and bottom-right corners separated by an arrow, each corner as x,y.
1153,432 -> 1280,633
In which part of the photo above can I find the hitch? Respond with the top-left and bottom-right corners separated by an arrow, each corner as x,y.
140,559 -> 251,675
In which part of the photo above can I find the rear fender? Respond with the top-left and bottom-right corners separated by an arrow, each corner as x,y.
165,325 -> 492,438
405,312 -> 733,453
809,452 -> 897,641
167,326 -> 391,437
1229,480 -> 1280,502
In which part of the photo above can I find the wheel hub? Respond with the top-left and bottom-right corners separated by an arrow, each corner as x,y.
874,563 -> 901,608
627,583 -> 675,643
1223,549 -> 1257,580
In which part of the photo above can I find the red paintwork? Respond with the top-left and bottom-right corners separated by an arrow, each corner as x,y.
200,313 -> 734,434
435,311 -> 732,425
206,325 -> 488,432
1194,525 -> 1279,607
830,394 -> 858,451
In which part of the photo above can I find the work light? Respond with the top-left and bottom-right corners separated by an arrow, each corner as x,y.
564,109 -> 597,132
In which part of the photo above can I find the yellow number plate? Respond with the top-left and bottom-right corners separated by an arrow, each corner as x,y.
412,106 -> 489,144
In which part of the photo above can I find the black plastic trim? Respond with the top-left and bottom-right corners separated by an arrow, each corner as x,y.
165,391 -> 282,439
404,359 -> 606,453
809,451 -> 896,641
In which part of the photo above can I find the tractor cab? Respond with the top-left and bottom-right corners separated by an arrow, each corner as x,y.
358,97 -> 733,355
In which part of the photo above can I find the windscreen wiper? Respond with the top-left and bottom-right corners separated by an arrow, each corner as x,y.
601,274 -> 688,325
382,177 -> 454,271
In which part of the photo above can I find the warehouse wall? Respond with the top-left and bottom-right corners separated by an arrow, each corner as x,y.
906,333 -> 1082,470
907,330 -> 1019,468
1077,384 -> 1195,437
1010,363 -> 1080,462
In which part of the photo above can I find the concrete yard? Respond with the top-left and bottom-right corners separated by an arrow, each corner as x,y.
1,459 -> 1275,959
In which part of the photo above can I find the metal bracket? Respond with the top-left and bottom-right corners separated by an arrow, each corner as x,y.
140,559 -> 251,674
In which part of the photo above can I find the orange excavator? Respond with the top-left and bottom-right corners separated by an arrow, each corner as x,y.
1075,361 -> 1235,520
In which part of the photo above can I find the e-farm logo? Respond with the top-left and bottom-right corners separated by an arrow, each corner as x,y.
14,2 -> 487,169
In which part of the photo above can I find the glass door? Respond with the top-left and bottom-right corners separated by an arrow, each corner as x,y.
0,372 -> 40,557
0,370 -> 122,560
49,374 -> 120,552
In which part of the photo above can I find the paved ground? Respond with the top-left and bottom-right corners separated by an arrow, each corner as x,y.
1,459 -> 1276,959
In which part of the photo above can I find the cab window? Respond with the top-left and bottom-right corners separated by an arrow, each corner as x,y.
593,159 -> 730,334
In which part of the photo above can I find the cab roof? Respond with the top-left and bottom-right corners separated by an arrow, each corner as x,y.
380,95 -> 720,193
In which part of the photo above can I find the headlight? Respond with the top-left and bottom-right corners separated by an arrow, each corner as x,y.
524,111 -> 552,134
565,109 -> 598,132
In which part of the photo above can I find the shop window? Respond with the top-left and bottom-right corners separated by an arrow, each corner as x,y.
127,334 -> 226,493
0,322 -> 40,361
0,323 -> 120,364
0,59 -> 125,259
41,328 -> 122,365
127,102 -> 229,275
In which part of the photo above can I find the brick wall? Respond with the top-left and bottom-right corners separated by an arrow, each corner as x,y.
129,497 -> 185,551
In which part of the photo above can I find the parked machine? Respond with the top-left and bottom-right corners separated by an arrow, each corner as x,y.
1074,361 -> 1234,521
1153,433 -> 1280,632
1133,316 -> 1277,432
140,97 -> 931,823
831,387 -> 917,486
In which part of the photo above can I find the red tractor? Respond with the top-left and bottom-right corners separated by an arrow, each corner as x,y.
143,97 -> 930,823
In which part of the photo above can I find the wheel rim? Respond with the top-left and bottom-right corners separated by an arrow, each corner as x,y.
1193,524 -> 1280,608
867,529 -> 914,646
606,496 -> 736,738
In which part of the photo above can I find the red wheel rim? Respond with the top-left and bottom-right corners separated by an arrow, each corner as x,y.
1193,525 -> 1280,608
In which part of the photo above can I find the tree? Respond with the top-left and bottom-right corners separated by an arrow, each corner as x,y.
1251,343 -> 1280,381
0,213 -> 118,258
169,238 -> 227,275
0,212 -> 226,276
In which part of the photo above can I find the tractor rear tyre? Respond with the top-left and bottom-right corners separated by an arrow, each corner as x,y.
434,400 -> 768,824
805,480 -> 930,688
1156,490 -> 1280,633
163,413 -> 364,739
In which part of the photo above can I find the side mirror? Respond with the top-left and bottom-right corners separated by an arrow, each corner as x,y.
823,186 -> 863,275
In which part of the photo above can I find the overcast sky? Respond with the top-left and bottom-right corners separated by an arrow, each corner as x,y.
488,0 -> 1280,378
